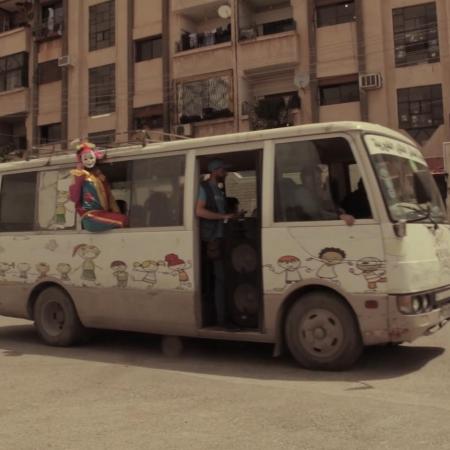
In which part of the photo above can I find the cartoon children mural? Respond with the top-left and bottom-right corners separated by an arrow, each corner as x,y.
264,255 -> 312,290
164,254 -> 192,290
72,244 -> 102,286
132,260 -> 164,289
56,263 -> 72,282
36,262 -> 50,279
307,247 -> 348,285
349,257 -> 386,290
16,263 -> 31,282
54,190 -> 70,226
0,262 -> 14,281
111,260 -> 129,288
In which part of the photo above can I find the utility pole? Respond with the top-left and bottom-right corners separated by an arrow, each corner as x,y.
162,0 -> 171,139
61,0 -> 69,150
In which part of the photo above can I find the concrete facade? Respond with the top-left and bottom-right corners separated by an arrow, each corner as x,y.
0,0 -> 448,162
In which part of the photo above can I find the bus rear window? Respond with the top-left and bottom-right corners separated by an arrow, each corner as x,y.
0,172 -> 37,232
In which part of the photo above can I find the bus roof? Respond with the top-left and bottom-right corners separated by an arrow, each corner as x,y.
0,121 -> 416,173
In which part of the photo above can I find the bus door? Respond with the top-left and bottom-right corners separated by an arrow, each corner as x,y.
196,150 -> 263,331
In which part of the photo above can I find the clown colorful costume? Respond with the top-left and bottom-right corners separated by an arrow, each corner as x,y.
69,142 -> 128,232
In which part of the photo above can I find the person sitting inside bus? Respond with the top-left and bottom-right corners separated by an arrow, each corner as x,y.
341,178 -> 371,219
290,169 -> 355,225
196,159 -> 238,329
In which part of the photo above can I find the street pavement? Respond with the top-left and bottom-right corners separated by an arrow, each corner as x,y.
1,315 -> 450,450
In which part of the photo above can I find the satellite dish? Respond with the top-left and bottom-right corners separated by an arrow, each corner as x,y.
218,4 -> 232,19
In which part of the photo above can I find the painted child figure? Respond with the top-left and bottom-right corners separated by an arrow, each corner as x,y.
69,141 -> 128,232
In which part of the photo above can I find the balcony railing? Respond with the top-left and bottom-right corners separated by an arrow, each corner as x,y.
34,18 -> 63,42
240,18 -> 296,41
177,24 -> 231,52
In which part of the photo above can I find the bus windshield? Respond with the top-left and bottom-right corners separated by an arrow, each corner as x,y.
364,134 -> 447,223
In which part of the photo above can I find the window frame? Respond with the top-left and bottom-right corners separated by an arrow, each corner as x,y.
135,35 -> 162,62
316,1 -> 356,28
0,170 -> 38,232
38,59 -> 62,84
89,64 -> 116,116
270,133 -> 377,227
39,123 -> 62,144
89,0 -> 115,52
0,52 -> 28,93
319,80 -> 360,106
397,83 -> 443,144
393,2 -> 439,67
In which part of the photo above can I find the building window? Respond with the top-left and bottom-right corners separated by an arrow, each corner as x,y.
38,60 -> 61,84
133,105 -> 163,129
0,52 -> 28,93
39,123 -> 61,144
319,80 -> 359,106
177,75 -> 233,123
393,3 -> 439,67
89,64 -> 115,116
316,1 -> 355,27
397,84 -> 443,144
0,172 -> 37,232
88,130 -> 116,147
89,0 -> 115,51
135,36 -> 162,62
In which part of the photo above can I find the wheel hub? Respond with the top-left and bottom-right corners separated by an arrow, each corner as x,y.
299,308 -> 344,358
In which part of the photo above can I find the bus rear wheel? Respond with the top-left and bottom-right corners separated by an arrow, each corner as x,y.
34,287 -> 87,346
285,291 -> 362,370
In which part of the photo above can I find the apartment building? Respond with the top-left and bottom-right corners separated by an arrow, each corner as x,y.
0,0 -> 448,167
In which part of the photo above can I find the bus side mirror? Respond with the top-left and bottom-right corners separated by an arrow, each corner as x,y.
413,171 -> 432,204
393,219 -> 407,238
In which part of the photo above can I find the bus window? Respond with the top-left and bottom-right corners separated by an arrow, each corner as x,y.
0,172 -> 37,231
274,137 -> 372,222
129,155 -> 185,227
38,169 -> 76,230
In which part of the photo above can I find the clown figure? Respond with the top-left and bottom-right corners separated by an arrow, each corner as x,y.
69,141 -> 128,232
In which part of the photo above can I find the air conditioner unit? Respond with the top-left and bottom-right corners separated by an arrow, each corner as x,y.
57,55 -> 71,67
359,73 -> 383,90
175,123 -> 193,137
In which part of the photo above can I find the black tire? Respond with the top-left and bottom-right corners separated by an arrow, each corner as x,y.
285,290 -> 363,370
34,287 -> 87,346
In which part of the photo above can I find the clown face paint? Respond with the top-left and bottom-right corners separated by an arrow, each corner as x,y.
81,150 -> 96,169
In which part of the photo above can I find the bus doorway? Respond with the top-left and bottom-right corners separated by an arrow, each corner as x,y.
196,150 -> 263,332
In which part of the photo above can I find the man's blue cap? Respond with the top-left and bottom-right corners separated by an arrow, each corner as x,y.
208,159 -> 230,172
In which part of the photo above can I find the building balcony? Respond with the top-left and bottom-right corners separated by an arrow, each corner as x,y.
34,18 -> 63,42
0,0 -> 31,38
0,88 -> 28,118
238,30 -> 298,72
172,42 -> 233,78
0,27 -> 30,57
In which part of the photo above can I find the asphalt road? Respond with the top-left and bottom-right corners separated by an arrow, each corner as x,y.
1,315 -> 450,450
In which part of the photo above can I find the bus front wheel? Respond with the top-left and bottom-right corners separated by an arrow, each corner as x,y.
285,291 -> 363,370
34,287 -> 87,346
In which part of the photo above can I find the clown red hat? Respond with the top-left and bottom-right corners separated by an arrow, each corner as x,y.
165,253 -> 184,267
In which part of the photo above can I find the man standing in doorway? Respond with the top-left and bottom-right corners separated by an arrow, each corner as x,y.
196,159 -> 237,329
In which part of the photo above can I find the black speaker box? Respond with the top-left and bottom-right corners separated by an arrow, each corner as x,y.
223,218 -> 262,328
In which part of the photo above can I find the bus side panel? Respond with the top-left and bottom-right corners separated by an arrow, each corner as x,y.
0,285 -> 30,319
261,226 -> 389,345
70,286 -> 196,335
0,230 -> 196,332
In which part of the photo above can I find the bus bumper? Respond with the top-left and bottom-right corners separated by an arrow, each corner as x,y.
388,300 -> 450,343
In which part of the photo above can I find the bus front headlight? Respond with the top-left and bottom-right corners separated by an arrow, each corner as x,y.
397,294 -> 433,314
